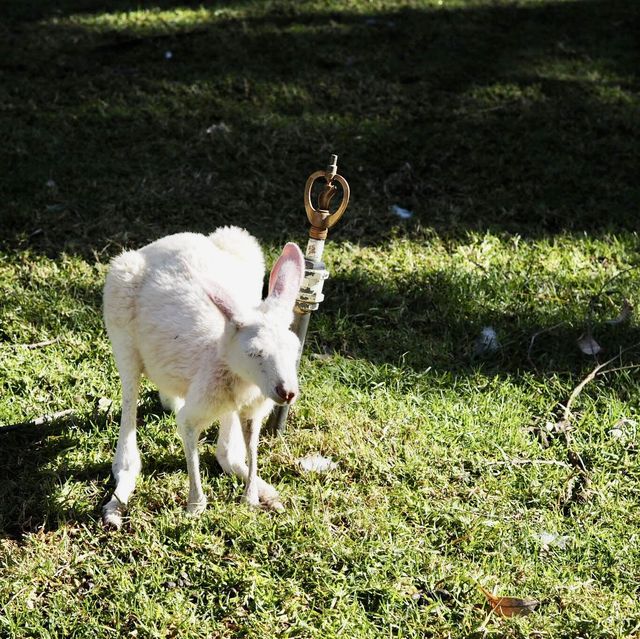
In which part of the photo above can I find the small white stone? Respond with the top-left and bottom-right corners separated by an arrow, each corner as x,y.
97,397 -> 113,412
298,454 -> 337,473
206,122 -> 231,135
537,531 -> 569,550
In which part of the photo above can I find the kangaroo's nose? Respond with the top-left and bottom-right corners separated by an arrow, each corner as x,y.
275,384 -> 296,404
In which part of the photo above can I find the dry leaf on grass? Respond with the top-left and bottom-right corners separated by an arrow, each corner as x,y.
609,417 -> 637,441
206,122 -> 231,135
605,299 -> 634,325
577,333 -> 602,356
478,584 -> 539,617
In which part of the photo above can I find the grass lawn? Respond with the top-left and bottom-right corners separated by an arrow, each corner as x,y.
1,0 -> 640,636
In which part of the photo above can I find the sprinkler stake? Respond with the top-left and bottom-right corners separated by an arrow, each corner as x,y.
265,155 -> 350,435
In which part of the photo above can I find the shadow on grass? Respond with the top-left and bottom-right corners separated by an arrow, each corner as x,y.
1,0 -> 638,256
0,415 -> 103,539
0,396 -> 224,540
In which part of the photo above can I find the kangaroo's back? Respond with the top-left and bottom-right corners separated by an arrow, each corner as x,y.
104,228 -> 267,396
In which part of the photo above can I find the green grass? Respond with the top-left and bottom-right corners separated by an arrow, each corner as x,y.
1,0 -> 640,636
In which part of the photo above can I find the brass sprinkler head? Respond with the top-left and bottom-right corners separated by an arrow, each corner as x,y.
303,154 -> 350,240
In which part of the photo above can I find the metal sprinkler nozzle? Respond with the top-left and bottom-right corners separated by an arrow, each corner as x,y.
326,154 -> 338,180
265,155 -> 350,435
304,154 -> 351,241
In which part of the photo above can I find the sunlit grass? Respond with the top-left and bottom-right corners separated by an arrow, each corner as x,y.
44,0 -> 524,36
46,7 -> 231,35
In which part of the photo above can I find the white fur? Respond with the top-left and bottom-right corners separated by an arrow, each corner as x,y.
102,227 -> 304,528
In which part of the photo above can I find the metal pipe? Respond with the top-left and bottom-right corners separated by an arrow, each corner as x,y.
265,155 -> 350,435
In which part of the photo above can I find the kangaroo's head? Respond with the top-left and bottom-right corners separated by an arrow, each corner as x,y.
204,243 -> 305,405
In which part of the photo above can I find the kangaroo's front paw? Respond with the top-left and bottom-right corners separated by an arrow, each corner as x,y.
258,482 -> 284,512
241,488 -> 260,508
186,495 -> 207,516
261,494 -> 285,512
103,498 -> 125,531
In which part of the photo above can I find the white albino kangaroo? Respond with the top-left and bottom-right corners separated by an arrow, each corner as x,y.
102,226 -> 304,529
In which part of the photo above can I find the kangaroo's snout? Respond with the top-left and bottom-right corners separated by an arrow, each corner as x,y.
275,383 -> 296,404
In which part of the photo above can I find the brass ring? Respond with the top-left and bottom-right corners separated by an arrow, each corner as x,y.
304,171 -> 351,230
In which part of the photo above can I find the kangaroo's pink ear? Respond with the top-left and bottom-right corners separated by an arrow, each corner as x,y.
204,282 -> 242,325
267,243 -> 305,309
191,266 -> 245,328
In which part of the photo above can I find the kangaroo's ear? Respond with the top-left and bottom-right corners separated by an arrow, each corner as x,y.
204,283 -> 244,327
191,268 -> 246,328
267,243 -> 305,310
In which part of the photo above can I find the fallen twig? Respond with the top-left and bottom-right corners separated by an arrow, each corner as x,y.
597,363 -> 640,375
557,341 -> 640,509
483,458 -> 572,469
563,341 -> 640,423
468,259 -> 488,273
0,409 -> 74,434
22,338 -> 59,350
2,338 -> 59,350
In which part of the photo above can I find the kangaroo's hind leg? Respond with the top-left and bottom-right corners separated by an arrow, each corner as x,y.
102,339 -> 143,530
102,248 -> 148,530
